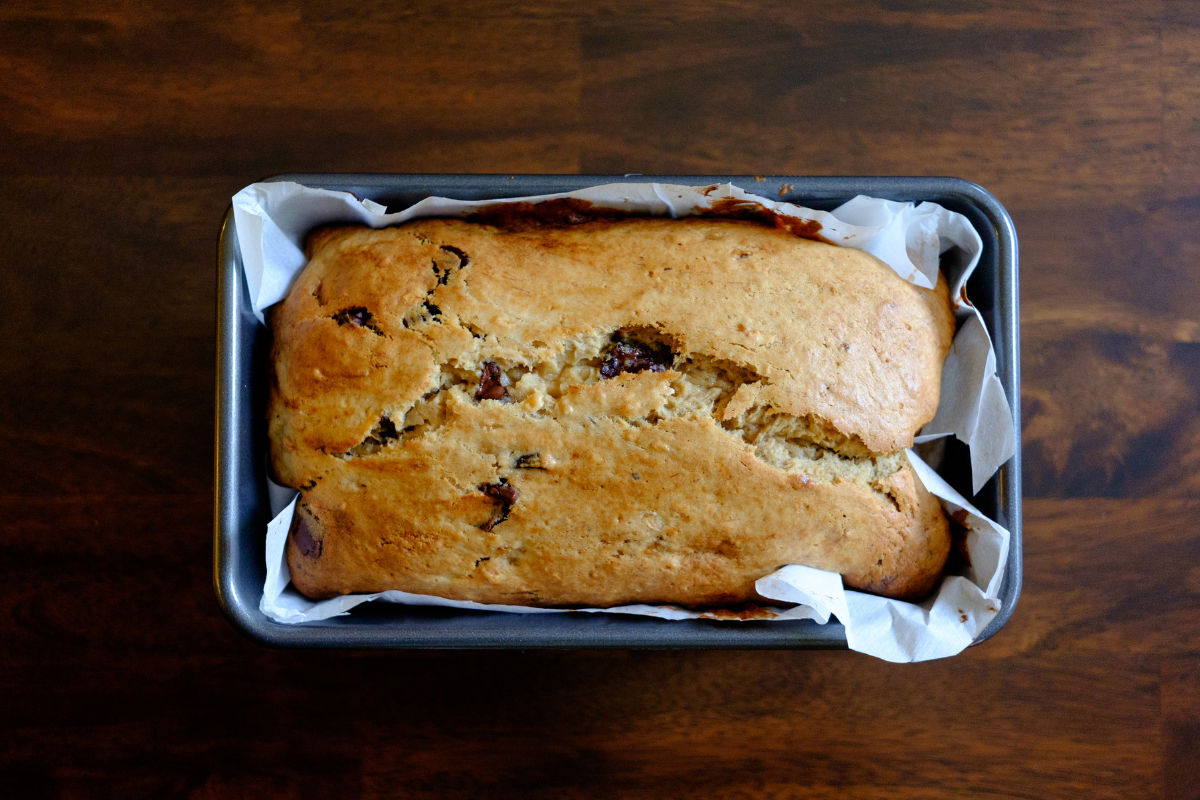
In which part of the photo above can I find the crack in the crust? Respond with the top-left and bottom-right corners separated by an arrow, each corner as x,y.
439,244 -> 470,268
878,486 -> 903,514
318,302 -> 906,498
431,245 -> 469,286
402,300 -> 443,330
335,329 -> 884,497
337,416 -> 399,458
405,244 -> 472,329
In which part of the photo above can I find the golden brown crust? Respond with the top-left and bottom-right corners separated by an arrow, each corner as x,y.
270,217 -> 955,605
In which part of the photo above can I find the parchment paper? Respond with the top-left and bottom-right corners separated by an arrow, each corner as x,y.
233,180 -> 1016,662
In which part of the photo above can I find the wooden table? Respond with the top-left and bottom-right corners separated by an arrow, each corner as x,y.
3,2 -> 1197,797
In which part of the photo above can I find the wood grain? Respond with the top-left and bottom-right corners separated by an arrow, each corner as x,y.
1,1 -> 1198,797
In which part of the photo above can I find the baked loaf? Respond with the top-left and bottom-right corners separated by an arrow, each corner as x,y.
269,215 -> 956,606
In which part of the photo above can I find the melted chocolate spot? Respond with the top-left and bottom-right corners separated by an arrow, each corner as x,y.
474,362 -> 510,402
293,514 -> 322,558
464,198 -> 633,230
482,482 -> 519,505
333,307 -> 372,326
703,197 -> 829,243
332,306 -> 384,335
480,481 -> 519,531
515,453 -> 543,469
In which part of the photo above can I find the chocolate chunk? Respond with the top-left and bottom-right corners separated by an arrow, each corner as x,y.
332,306 -> 384,335
480,481 -> 519,531
333,307 -> 372,327
293,514 -> 322,558
474,361 -> 510,402
600,336 -> 673,378
483,482 -> 519,505
514,453 -> 542,469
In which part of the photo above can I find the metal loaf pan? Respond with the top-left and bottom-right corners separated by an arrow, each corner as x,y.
215,174 -> 1022,649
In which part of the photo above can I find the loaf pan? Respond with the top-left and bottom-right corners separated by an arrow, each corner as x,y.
215,174 -> 1022,649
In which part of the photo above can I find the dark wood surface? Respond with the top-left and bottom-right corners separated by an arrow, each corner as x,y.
3,2 -> 1198,797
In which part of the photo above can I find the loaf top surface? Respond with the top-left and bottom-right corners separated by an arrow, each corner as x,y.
269,216 -> 954,488
269,216 -> 957,605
